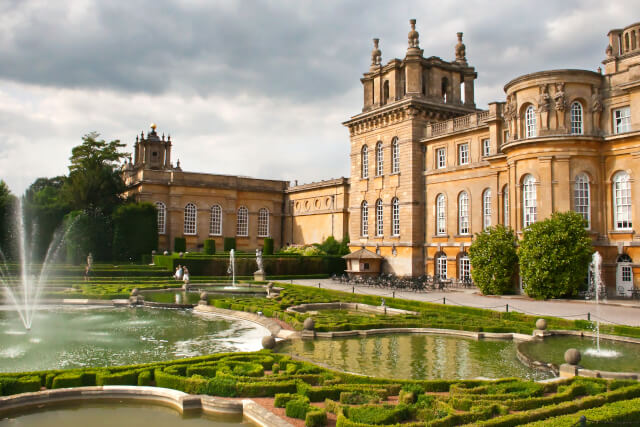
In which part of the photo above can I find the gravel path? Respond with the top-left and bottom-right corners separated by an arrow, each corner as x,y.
288,279 -> 640,327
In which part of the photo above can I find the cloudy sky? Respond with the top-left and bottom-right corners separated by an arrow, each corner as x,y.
0,0 -> 634,194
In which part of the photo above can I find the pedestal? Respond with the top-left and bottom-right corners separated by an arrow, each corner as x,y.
559,363 -> 579,378
254,270 -> 265,281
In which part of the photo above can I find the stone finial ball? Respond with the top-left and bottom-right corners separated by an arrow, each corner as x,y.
536,318 -> 548,330
130,288 -> 139,296
179,252 -> 184,257
200,291 -> 208,301
151,250 -> 157,255
261,335 -> 276,349
303,317 -> 316,331
163,250 -> 169,255
564,348 -> 581,365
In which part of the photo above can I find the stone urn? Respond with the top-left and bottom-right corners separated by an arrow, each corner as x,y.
262,335 -> 276,349
303,317 -> 316,331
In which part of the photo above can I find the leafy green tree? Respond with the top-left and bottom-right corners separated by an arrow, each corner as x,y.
0,180 -> 17,258
519,211 -> 593,299
112,203 -> 158,262
62,132 -> 127,215
468,225 -> 518,295
23,177 -> 68,261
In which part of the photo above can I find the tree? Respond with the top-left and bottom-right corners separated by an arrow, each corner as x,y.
469,225 -> 518,295
519,211 -> 593,299
112,203 -> 158,262
0,180 -> 17,258
62,132 -> 127,216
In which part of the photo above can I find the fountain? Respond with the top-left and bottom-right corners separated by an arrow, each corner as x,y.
0,199 -> 72,331
225,249 -> 236,288
586,251 -> 620,358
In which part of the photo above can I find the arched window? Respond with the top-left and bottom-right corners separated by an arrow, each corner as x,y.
522,175 -> 537,227
459,254 -> 470,281
436,194 -> 446,235
502,186 -> 509,227
236,206 -> 248,236
361,145 -> 369,178
570,102 -> 583,135
391,198 -> 400,236
574,174 -> 590,228
458,192 -> 469,235
525,105 -> 537,138
361,201 -> 369,237
483,189 -> 492,230
613,171 -> 632,230
436,253 -> 447,279
375,141 -> 384,176
441,77 -> 449,103
375,199 -> 384,236
184,203 -> 197,235
258,208 -> 269,237
155,202 -> 166,234
209,204 -> 222,235
391,137 -> 400,173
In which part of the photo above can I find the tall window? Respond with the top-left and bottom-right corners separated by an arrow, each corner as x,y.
482,138 -> 491,157
375,141 -> 384,176
574,174 -> 590,228
459,255 -> 470,281
458,192 -> 469,235
436,147 -> 446,169
209,204 -> 222,235
155,202 -> 166,234
258,208 -> 269,237
613,171 -> 632,230
184,203 -> 197,235
458,143 -> 469,165
614,107 -> 631,134
361,145 -> 369,178
436,254 -> 447,279
436,194 -> 446,235
483,189 -> 492,229
523,175 -> 537,227
570,102 -> 583,135
391,198 -> 400,236
503,186 -> 509,227
391,138 -> 400,173
525,105 -> 537,138
375,199 -> 384,236
236,206 -> 248,236
361,201 -> 369,236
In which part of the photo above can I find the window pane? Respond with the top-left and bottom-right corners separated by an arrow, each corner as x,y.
523,175 -> 537,227
526,106 -> 537,138
237,207 -> 248,236
392,198 -> 400,236
362,146 -> 369,178
437,194 -> 446,235
361,201 -> 368,236
376,199 -> 384,236
571,102 -> 583,135
184,203 -> 197,235
483,189 -> 492,229
209,205 -> 222,235
156,202 -> 166,234
392,138 -> 399,173
574,175 -> 590,228
459,192 -> 469,234
258,208 -> 269,237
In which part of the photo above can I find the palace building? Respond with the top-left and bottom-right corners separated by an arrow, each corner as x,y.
124,20 -> 640,295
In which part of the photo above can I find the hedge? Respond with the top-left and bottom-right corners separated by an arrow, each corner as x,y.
174,237 -> 186,253
523,397 -> 640,426
224,237 -> 236,252
286,398 -> 312,419
263,238 -> 274,255
96,370 -> 139,386
204,239 -> 216,255
306,409 -> 327,427
0,376 -> 41,396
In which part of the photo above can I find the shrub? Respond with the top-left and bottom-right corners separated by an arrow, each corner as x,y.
206,374 -> 237,397
469,225 -> 518,295
305,409 -> 327,427
345,403 -> 411,425
112,202 -> 158,261
286,398 -> 312,419
275,393 -> 300,408
224,237 -> 236,252
519,211 -> 593,299
0,376 -> 41,396
174,237 -> 186,253
263,238 -> 274,255
96,370 -> 139,386
137,370 -> 152,386
204,239 -> 216,255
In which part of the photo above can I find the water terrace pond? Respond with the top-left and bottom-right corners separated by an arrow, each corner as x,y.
277,333 -> 553,381
0,402 -> 250,427
0,306 -> 269,372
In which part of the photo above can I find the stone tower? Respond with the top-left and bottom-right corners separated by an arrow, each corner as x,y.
342,20 -> 478,276
133,124 -> 173,170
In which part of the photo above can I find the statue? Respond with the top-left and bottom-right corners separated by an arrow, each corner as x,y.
370,38 -> 381,67
538,84 -> 551,130
408,19 -> 419,49
591,86 -> 603,133
254,248 -> 265,281
554,82 -> 566,130
504,94 -> 517,140
455,32 -> 466,64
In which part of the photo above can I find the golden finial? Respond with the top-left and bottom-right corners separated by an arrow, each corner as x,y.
150,123 -> 157,130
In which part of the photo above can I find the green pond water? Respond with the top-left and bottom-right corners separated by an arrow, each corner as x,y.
0,402 -> 249,426
0,306 -> 269,372
518,335 -> 640,373
277,334 -> 553,380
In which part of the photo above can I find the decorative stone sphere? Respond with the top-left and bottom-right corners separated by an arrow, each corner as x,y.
163,250 -> 169,255
536,318 -> 548,331
303,317 -> 315,331
261,335 -> 276,349
179,252 -> 184,257
564,348 -> 581,365
130,288 -> 139,296
200,291 -> 208,301
151,250 -> 156,255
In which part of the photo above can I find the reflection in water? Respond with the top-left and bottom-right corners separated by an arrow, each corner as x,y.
0,306 -> 269,372
278,333 -> 552,380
